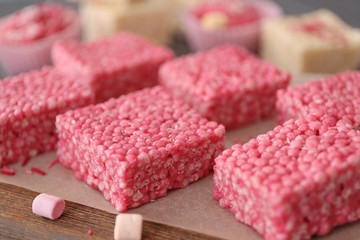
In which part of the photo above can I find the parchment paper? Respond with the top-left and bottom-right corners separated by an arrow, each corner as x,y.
2,74 -> 359,240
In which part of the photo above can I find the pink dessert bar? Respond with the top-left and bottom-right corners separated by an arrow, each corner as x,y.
52,32 -> 174,103
276,71 -> 360,124
0,67 -> 93,166
213,112 -> 360,240
56,86 -> 225,212
159,45 -> 290,129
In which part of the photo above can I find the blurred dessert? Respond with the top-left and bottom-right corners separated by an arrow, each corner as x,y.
52,32 -> 174,103
261,9 -> 360,74
181,0 -> 282,52
74,0 -> 173,45
0,2 -> 80,75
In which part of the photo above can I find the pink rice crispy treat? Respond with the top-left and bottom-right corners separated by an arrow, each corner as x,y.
52,32 -> 174,103
56,86 -> 225,212
276,71 -> 360,124
159,45 -> 290,129
213,112 -> 360,240
0,67 -> 93,166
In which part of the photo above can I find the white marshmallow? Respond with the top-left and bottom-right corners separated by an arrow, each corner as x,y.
114,214 -> 143,240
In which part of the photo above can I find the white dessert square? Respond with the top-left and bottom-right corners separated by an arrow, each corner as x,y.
79,0 -> 173,45
261,9 -> 360,74
114,214 -> 143,240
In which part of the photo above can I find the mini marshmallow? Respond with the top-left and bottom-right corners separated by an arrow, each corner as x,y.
114,214 -> 143,240
32,193 -> 65,220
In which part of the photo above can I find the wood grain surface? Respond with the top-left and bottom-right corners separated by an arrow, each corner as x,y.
0,182 -> 222,240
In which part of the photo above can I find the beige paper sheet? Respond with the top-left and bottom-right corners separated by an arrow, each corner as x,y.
2,74 -> 359,240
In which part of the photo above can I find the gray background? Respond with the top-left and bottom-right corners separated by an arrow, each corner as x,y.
0,0 -> 359,74
0,0 -> 359,28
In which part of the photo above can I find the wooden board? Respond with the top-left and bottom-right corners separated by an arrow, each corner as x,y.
0,182 -> 221,240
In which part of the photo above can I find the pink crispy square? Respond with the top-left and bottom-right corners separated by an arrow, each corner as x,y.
214,112 -> 360,240
159,45 -> 290,129
0,67 -> 94,166
56,86 -> 225,212
276,71 -> 360,124
52,32 -> 174,103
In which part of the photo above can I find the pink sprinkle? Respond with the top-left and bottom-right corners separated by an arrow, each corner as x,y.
21,157 -> 31,167
47,159 -> 59,169
88,229 -> 92,235
31,167 -> 46,176
1,167 -> 15,176
2,165 -> 13,171
25,170 -> 33,175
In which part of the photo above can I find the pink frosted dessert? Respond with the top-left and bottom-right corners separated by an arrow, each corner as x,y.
0,3 -> 80,75
214,112 -> 360,240
276,71 -> 360,124
159,45 -> 290,129
181,0 -> 283,51
192,0 -> 260,27
56,86 -> 225,212
52,33 -> 175,103
0,3 -> 77,44
0,67 -> 94,166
